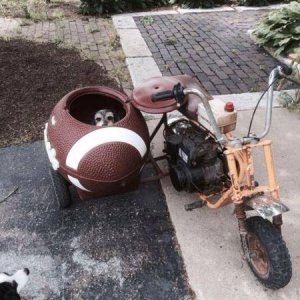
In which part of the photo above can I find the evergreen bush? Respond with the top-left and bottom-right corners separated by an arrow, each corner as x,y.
80,0 -> 169,15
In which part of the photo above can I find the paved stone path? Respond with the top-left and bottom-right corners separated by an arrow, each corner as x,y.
135,11 -> 278,95
0,17 -> 132,91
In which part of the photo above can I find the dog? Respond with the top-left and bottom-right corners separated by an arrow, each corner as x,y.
93,109 -> 117,127
0,268 -> 30,300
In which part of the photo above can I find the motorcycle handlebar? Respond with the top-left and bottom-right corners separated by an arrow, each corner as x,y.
150,64 -> 294,144
151,83 -> 186,104
280,64 -> 293,76
256,66 -> 281,139
151,90 -> 174,102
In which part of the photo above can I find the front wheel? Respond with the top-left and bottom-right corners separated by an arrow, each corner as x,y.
245,216 -> 292,289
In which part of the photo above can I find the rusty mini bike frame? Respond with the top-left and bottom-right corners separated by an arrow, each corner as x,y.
183,66 -> 289,236
141,65 -> 294,288
199,140 -> 283,233
145,66 -> 289,238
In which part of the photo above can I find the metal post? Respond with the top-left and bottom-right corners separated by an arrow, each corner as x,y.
150,113 -> 167,142
262,141 -> 282,231
225,150 -> 242,204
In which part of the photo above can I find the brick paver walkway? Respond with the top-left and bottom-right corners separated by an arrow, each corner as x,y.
0,17 -> 132,90
135,11 -> 278,95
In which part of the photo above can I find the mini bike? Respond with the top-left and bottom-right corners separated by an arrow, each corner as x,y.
47,64 -> 295,289
142,64 -> 294,289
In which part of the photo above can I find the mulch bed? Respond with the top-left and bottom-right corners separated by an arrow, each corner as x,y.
0,38 -> 119,148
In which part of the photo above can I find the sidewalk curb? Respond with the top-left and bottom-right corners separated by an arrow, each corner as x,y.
112,15 -> 162,87
113,3 -> 287,18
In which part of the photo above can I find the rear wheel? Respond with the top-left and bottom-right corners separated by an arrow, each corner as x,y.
49,167 -> 72,209
245,216 -> 292,289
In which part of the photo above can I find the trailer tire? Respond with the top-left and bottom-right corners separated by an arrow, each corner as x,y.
49,167 -> 72,209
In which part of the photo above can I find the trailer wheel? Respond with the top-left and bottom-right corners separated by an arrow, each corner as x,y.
49,167 -> 72,209
245,216 -> 292,289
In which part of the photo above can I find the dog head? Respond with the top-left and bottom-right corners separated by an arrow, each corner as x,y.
0,269 -> 29,299
94,109 -> 115,127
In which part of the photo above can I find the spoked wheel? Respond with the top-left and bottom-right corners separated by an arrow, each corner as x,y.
49,167 -> 72,209
245,216 -> 292,289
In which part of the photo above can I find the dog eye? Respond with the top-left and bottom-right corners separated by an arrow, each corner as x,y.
95,117 -> 102,122
106,116 -> 114,121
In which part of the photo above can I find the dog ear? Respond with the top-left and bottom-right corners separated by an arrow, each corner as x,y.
11,280 -> 18,290
0,282 -> 21,300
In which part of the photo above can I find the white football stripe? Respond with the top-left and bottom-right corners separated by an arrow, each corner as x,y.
68,175 -> 91,192
44,122 -> 59,171
51,115 -> 56,126
66,127 -> 147,171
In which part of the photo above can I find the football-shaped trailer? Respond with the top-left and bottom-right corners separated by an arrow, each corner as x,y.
45,86 -> 150,207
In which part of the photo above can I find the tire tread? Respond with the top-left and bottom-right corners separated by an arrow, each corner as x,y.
49,167 -> 72,209
246,216 -> 292,289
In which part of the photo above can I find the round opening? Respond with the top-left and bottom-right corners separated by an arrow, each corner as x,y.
68,92 -> 127,126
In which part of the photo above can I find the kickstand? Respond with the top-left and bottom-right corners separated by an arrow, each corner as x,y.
184,200 -> 205,211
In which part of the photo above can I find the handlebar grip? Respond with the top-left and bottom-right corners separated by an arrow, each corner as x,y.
151,90 -> 174,102
280,64 -> 293,76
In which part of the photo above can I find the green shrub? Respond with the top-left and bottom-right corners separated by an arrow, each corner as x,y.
238,0 -> 269,6
253,2 -> 300,55
80,0 -> 169,15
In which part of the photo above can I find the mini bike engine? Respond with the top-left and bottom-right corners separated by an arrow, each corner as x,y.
164,119 -> 227,194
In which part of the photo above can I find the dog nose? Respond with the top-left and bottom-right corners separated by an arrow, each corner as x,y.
24,268 -> 30,275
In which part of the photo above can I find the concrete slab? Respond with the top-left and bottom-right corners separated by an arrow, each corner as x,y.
177,7 -> 234,14
148,108 -> 300,299
112,16 -> 137,29
126,57 -> 162,87
234,3 -> 288,12
118,28 -> 152,58
113,11 -> 178,18
0,141 -> 193,299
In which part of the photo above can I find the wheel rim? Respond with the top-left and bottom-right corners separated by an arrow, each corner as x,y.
247,232 -> 269,277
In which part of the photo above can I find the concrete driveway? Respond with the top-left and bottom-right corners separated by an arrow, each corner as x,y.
149,107 -> 300,299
